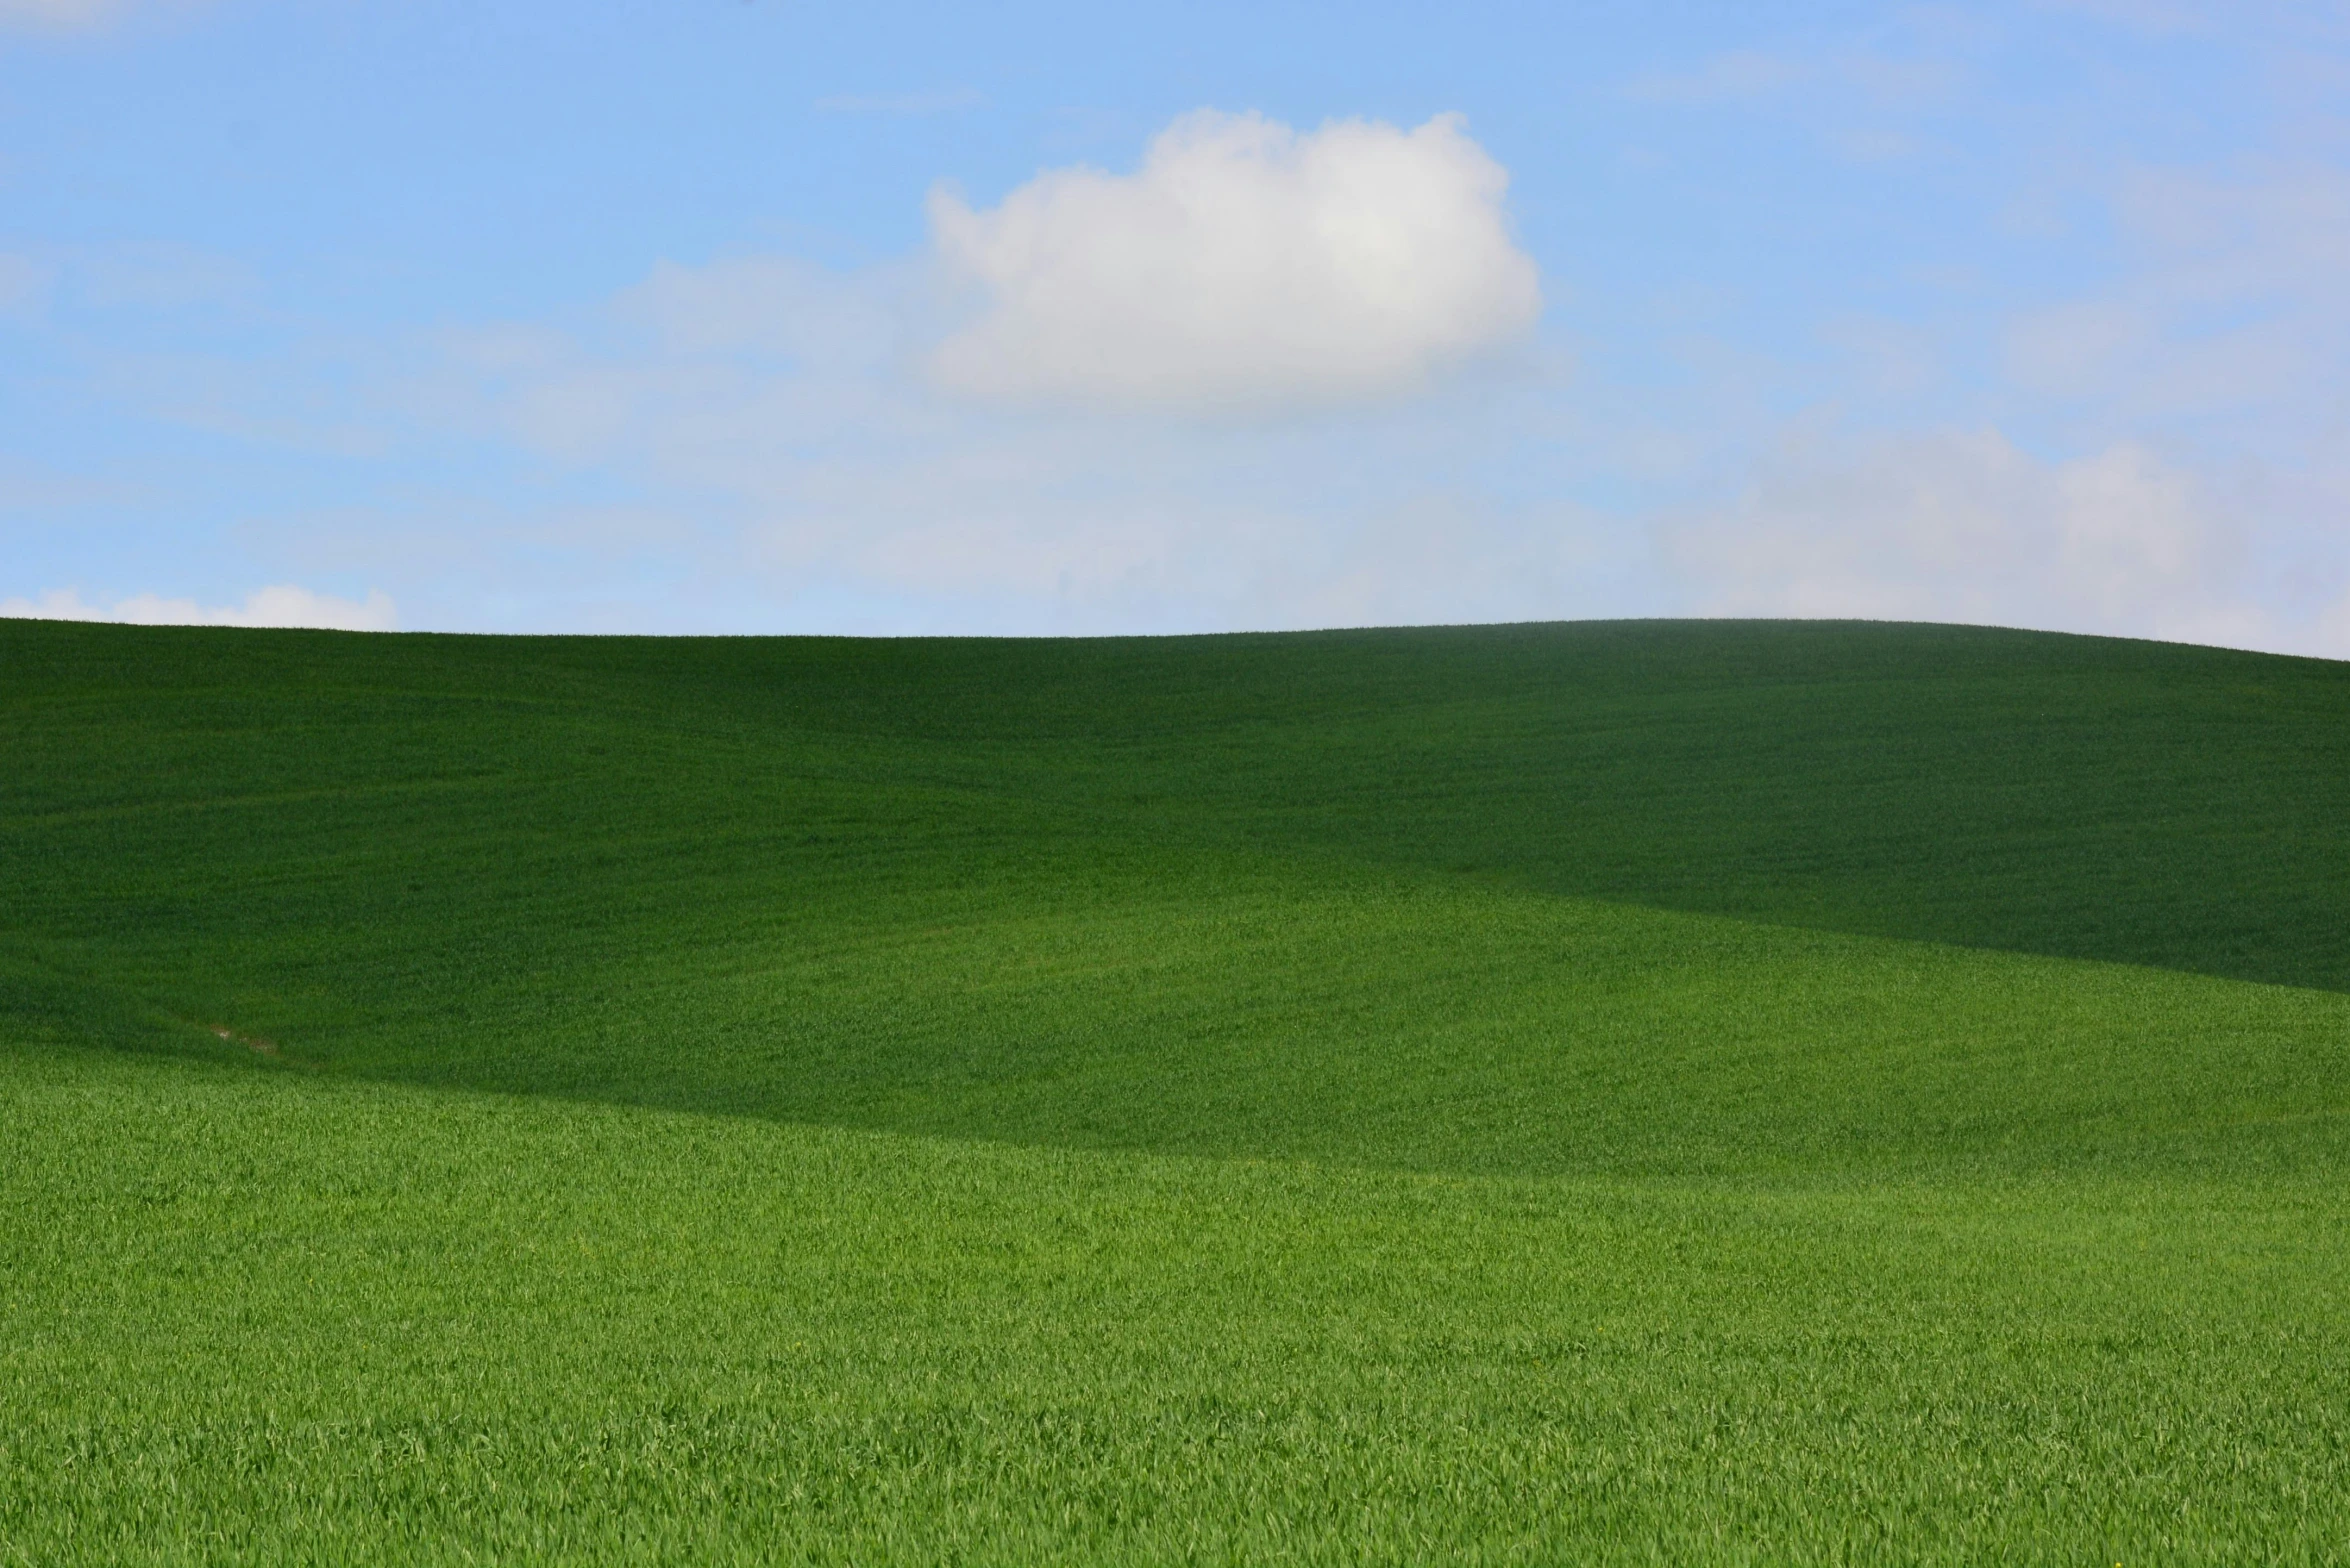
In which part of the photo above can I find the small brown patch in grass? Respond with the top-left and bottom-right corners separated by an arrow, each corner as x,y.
213,1025 -> 279,1058
202,1022 -> 320,1070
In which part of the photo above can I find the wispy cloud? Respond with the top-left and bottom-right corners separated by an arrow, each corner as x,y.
2004,163 -> 2350,432
2,584 -> 399,631
0,242 -> 253,323
0,0 -> 115,27
0,0 -> 206,32
1654,423 -> 2331,653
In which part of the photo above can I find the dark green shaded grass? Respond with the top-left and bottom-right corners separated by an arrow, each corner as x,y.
11,617 -> 2350,998
7,617 -> 2350,1173
5,616 -> 2350,1560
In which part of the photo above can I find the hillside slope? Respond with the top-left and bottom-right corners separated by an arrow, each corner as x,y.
4,617 -> 2348,1563
4,617 -> 2347,1175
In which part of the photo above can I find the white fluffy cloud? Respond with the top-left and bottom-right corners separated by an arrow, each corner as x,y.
1,584 -> 398,631
926,110 -> 1541,413
1659,427 -> 2296,650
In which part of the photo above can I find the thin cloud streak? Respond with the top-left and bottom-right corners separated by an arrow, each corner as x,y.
2,584 -> 399,631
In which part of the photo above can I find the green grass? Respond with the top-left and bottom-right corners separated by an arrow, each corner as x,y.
4,616 -> 2349,1561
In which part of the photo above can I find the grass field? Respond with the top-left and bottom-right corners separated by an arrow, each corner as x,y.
5,616 -> 2348,1562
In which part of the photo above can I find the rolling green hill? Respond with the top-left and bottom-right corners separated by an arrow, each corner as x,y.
5,617 -> 2348,1563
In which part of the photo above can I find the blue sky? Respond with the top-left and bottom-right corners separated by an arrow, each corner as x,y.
4,0 -> 2346,649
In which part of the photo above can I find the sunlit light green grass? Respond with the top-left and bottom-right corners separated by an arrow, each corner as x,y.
4,617 -> 2348,1562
